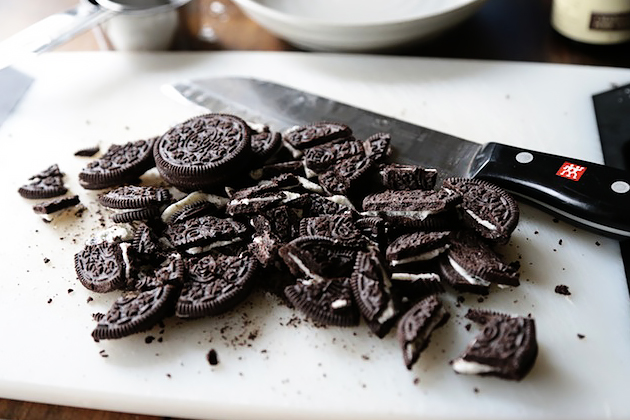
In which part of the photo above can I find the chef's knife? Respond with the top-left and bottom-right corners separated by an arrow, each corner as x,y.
164,76 -> 630,239
593,83 -> 630,282
0,67 -> 33,127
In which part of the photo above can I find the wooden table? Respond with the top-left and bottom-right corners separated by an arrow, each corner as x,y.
0,0 -> 628,419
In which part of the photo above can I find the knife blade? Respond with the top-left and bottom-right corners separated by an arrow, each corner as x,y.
164,76 -> 630,239
0,67 -> 33,127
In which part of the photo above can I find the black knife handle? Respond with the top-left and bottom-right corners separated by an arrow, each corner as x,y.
470,142 -> 630,239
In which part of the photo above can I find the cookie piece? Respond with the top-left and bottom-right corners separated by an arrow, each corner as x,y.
74,145 -> 100,157
79,138 -> 156,190
362,188 -> 462,223
153,113 -> 252,191
299,214 -> 366,247
160,191 -> 228,224
111,207 -> 162,224
18,164 -> 67,199
303,137 -> 365,173
318,154 -> 377,196
131,221 -> 161,257
351,249 -> 400,338
438,232 -> 520,294
363,132 -> 392,162
176,252 -> 258,318
378,163 -> 437,191
250,130 -> 282,165
443,177 -> 519,244
452,309 -> 537,381
74,241 -> 128,293
32,195 -> 80,215
98,185 -> 171,209
249,160 -> 307,181
284,277 -> 359,327
282,122 -> 352,155
279,236 -> 360,281
385,231 -> 451,267
397,294 -> 450,370
91,284 -> 179,341
164,215 -> 248,255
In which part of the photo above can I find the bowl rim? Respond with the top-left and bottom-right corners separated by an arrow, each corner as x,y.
231,0 -> 487,28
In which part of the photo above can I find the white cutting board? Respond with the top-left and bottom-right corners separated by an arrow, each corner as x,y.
0,52 -> 629,420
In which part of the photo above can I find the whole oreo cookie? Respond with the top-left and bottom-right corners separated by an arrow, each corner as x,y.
91,284 -> 179,341
176,252 -> 258,318
452,309 -> 537,381
79,138 -> 156,190
397,294 -> 450,370
18,164 -> 67,199
442,177 -> 519,244
284,277 -> 359,327
74,242 -> 128,293
154,113 -> 252,191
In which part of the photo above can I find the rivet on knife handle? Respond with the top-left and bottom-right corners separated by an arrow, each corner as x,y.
470,143 -> 630,239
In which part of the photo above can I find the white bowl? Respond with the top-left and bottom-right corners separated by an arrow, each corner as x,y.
231,0 -> 488,52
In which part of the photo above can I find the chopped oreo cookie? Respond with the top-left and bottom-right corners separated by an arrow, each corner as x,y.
279,236 -> 360,281
74,241 -> 128,293
19,164 -> 67,199
79,138 -> 156,189
443,178 -> 519,244
351,249 -> 400,338
438,231 -> 520,294
250,130 -> 282,165
91,284 -> 179,341
303,137 -> 365,174
452,309 -> 537,381
164,215 -> 248,255
33,195 -> 81,216
282,121 -> 352,156
154,113 -> 252,191
98,185 -> 171,209
176,252 -> 258,318
362,188 -> 462,224
397,294 -> 449,370
386,231 -> 451,267
284,277 -> 359,327
299,214 -> 366,246
378,163 -> 437,191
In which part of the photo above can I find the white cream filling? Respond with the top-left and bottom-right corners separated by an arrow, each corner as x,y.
85,225 -> 134,246
390,245 -> 450,266
161,191 -> 228,223
119,242 -> 133,280
297,176 -> 324,193
361,209 -> 433,221
391,272 -> 440,282
448,256 -> 491,287
288,253 -> 325,283
281,139 -> 303,159
331,298 -> 349,310
326,195 -> 357,212
452,358 -> 497,375
185,238 -> 241,255
465,209 -> 497,231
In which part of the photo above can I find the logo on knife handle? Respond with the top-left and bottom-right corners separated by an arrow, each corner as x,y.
556,162 -> 587,181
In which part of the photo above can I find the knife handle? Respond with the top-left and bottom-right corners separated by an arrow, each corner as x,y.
471,143 -> 630,239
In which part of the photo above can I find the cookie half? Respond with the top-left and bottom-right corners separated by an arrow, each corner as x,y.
452,309 -> 537,381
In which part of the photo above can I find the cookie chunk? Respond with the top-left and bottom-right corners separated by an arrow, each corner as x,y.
91,284 -> 179,341
79,138 -> 156,190
362,188 -> 462,224
279,236 -> 360,281
18,164 -> 67,199
74,241 -> 128,293
443,177 -> 519,244
386,231 -> 451,267
452,309 -> 537,381
378,163 -> 437,190
397,294 -> 450,370
282,121 -> 352,155
438,231 -> 520,294
284,277 -> 359,327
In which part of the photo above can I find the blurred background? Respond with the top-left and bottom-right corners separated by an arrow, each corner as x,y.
1,0 -> 628,67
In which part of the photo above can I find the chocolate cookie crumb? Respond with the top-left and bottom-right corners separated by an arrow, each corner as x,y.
577,334 -> 585,339
75,146 -> 100,157
207,349 -> 219,366
43,257 -> 50,264
145,336 -> 155,344
555,285 -> 571,296
47,298 -> 53,304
